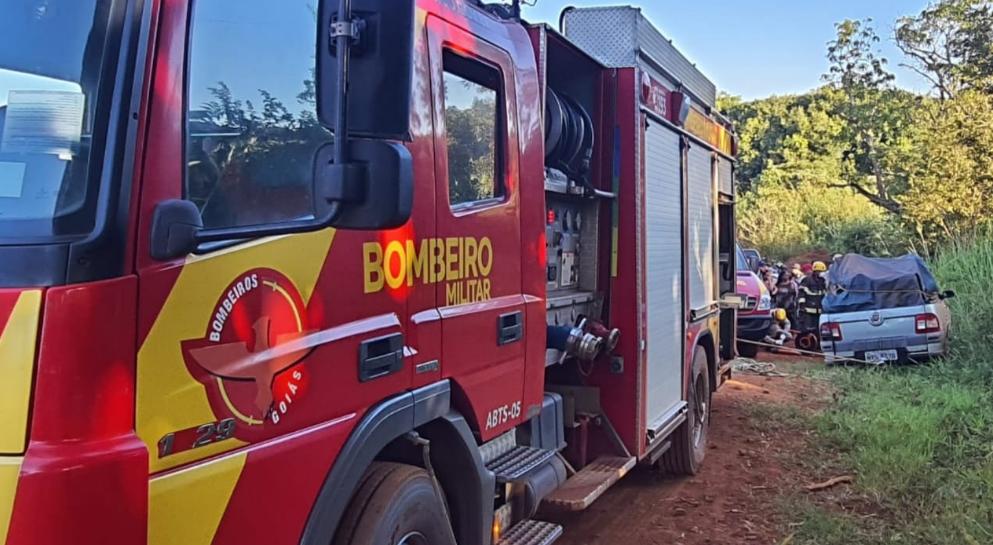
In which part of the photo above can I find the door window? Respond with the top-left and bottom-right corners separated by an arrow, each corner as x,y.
442,51 -> 503,209
185,0 -> 330,230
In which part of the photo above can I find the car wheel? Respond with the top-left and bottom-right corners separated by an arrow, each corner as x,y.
795,332 -> 819,352
661,347 -> 711,475
737,341 -> 759,358
334,462 -> 457,545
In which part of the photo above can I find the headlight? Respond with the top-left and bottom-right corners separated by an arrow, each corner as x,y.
757,293 -> 772,311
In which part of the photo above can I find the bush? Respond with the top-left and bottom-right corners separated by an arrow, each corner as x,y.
739,182 -> 907,260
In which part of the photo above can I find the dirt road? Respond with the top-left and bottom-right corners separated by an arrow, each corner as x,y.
548,360 -> 830,545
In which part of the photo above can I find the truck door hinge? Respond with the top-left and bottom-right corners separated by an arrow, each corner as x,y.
330,19 -> 364,41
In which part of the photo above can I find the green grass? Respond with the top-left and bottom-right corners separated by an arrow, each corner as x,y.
791,236 -> 993,545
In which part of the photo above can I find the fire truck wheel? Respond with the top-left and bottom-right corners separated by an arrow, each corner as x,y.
661,347 -> 711,475
333,462 -> 457,545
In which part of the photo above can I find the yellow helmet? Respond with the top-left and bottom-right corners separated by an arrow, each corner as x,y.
812,261 -> 827,273
773,308 -> 787,321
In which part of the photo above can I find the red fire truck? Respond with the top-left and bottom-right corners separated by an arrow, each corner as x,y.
0,1 -> 739,544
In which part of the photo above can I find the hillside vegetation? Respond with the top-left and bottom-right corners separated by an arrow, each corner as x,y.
721,0 -> 993,260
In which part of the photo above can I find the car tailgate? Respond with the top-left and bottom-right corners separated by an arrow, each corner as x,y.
827,304 -> 928,348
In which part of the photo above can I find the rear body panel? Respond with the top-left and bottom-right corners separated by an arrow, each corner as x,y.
597,65 -> 731,459
821,302 -> 950,363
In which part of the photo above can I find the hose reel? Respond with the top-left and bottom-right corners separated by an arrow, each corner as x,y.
544,88 -> 595,189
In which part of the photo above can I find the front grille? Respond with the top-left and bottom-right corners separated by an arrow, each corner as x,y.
742,296 -> 758,311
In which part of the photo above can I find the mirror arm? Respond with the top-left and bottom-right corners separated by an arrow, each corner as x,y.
331,0 -> 359,167
193,218 -> 333,245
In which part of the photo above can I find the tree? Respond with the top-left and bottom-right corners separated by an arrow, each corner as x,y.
896,0 -> 993,98
445,97 -> 497,204
726,3 -> 993,258
824,19 -> 913,215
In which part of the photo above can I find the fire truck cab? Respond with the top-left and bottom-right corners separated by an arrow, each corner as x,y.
0,1 -> 739,544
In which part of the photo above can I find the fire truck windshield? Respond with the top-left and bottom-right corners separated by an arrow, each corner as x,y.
0,0 -> 112,241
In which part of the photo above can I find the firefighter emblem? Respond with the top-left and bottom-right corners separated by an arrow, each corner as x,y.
182,269 -> 313,428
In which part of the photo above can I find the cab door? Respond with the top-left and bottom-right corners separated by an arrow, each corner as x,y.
130,1 -> 425,542
427,16 -> 526,439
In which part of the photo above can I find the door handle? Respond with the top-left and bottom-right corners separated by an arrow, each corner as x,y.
497,311 -> 523,346
358,333 -> 404,382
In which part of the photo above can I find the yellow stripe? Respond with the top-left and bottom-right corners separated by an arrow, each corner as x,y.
148,451 -> 247,545
138,230 -> 335,472
0,458 -> 21,543
0,291 -> 42,454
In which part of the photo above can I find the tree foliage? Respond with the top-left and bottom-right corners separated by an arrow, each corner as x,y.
724,0 -> 993,259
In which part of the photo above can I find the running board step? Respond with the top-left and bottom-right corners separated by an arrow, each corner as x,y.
487,446 -> 558,483
495,520 -> 563,545
543,456 -> 636,511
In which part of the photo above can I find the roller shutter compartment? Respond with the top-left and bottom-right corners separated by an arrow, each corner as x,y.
644,122 -> 684,429
687,145 -> 715,313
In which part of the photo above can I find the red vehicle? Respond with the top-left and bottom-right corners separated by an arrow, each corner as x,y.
0,2 -> 738,544
735,245 -> 773,357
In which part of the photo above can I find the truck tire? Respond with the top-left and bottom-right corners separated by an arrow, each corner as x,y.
737,340 -> 759,358
333,462 -> 458,545
661,348 -> 711,475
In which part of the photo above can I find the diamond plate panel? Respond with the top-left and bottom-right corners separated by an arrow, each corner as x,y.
563,6 -> 718,108
561,7 -> 638,67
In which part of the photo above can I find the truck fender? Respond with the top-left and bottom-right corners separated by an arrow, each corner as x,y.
418,412 -> 495,545
686,328 -> 717,393
299,380 -> 492,545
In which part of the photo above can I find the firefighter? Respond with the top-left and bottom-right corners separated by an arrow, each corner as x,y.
763,308 -> 793,346
797,261 -> 828,333
774,268 -> 799,324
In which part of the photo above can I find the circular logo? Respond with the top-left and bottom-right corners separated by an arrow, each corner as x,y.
182,269 -> 312,431
869,312 -> 884,326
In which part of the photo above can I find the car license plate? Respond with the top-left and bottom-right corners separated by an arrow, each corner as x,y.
865,349 -> 899,363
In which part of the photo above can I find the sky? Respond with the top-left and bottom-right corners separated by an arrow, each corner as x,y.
523,1 -> 934,100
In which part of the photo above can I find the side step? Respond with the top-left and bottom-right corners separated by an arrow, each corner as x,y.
543,456 -> 636,511
496,520 -> 563,545
486,446 -> 558,483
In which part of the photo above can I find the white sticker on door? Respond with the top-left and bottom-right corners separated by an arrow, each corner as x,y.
1,90 -> 85,156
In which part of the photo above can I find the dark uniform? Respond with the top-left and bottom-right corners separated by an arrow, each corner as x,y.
797,274 -> 827,332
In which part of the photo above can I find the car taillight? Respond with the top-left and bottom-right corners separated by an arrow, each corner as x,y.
915,313 -> 941,333
820,322 -> 842,341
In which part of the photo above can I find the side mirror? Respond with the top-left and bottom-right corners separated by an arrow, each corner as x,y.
150,200 -> 203,261
316,0 -> 416,229
314,139 -> 413,229
941,289 -> 956,300
318,0 -> 415,140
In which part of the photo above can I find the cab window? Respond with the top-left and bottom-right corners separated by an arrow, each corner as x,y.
442,50 -> 504,209
185,0 -> 329,230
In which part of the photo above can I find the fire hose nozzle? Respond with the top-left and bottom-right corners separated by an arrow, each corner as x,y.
546,318 -> 621,362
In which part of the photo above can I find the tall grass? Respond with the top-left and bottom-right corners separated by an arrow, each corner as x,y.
795,236 -> 993,545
